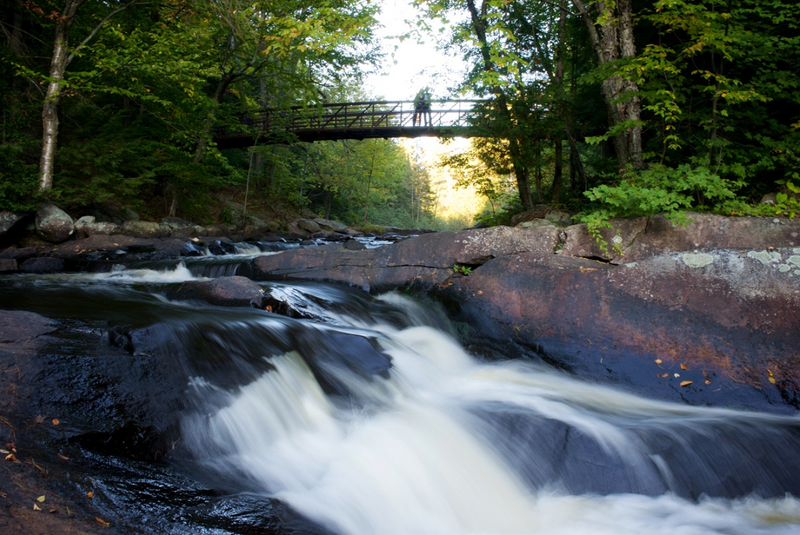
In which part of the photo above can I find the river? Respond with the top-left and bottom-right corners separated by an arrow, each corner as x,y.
1,246 -> 799,534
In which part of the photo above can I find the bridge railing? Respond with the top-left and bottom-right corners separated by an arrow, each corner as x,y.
215,100 -> 486,145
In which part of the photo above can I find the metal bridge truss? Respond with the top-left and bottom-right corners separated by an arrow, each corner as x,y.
214,100 -> 485,148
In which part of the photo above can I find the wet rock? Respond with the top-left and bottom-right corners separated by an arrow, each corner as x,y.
444,248 -> 800,412
166,276 -> 266,308
255,246 -> 377,289
344,239 -> 366,251
253,226 -> 560,291
20,256 -> 65,273
0,258 -> 17,272
35,203 -> 74,243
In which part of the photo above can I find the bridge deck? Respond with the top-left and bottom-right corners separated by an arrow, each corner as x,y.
214,100 -> 483,148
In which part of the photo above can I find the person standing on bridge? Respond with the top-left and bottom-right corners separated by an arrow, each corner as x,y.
413,88 -> 432,127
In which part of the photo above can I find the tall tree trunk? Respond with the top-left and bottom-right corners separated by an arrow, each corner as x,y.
571,0 -> 643,170
466,0 -> 534,210
39,0 -> 83,191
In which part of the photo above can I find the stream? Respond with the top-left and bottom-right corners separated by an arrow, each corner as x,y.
1,244 -> 800,534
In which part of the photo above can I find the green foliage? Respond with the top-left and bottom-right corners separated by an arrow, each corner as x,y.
453,264 -> 472,276
0,144 -> 39,212
577,162 -> 744,252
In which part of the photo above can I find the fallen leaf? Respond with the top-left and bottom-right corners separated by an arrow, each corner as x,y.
768,377 -> 777,384
57,453 -> 70,461
654,359 -> 663,364
33,503 -> 41,511
680,380 -> 693,387
674,373 -> 680,378
0,449 -> 8,455
34,415 -> 45,425
658,373 -> 669,378
37,495 -> 46,503
49,508 -> 58,514
705,380 -> 712,385
4,453 -> 17,462
86,491 -> 93,498
96,517 -> 111,527
680,363 -> 688,370
767,368 -> 774,377
52,419 -> 59,426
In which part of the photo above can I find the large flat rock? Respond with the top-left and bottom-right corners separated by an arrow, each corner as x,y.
444,248 -> 800,411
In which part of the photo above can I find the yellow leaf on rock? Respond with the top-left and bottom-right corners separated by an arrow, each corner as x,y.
33,503 -> 41,511
96,517 -> 111,527
680,381 -> 693,387
768,377 -> 777,384
87,491 -> 94,498
654,359 -> 663,364
52,419 -> 59,426
37,495 -> 46,503
680,363 -> 687,370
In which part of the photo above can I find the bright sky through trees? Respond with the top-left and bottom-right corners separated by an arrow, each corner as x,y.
365,0 -> 466,101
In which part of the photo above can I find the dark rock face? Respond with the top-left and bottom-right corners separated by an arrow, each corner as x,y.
560,213 -> 800,263
165,276 -> 266,308
35,203 -> 74,243
20,256 -> 66,273
253,226 -> 561,291
444,249 -> 800,411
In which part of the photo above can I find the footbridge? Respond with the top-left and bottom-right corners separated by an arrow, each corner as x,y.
214,100 -> 485,148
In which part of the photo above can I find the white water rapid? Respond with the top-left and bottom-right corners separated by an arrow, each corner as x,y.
181,293 -> 800,535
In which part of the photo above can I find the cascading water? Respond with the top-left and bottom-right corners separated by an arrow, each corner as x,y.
2,260 -> 800,534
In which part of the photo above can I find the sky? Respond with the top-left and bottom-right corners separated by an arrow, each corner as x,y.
364,1 -> 467,101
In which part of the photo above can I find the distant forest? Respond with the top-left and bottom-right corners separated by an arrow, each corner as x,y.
1,0 -> 798,229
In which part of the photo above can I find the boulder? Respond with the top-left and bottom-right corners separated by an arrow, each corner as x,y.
122,220 -> 168,238
544,210 -> 572,227
35,203 -> 74,243
560,213 -> 800,264
0,210 -> 25,236
242,215 -> 270,237
74,215 -> 123,238
165,276 -> 266,308
314,218 -> 348,232
516,219 -> 556,229
510,205 -> 552,225
297,218 -> 321,233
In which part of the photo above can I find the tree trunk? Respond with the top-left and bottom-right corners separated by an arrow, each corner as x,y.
39,0 -> 83,191
571,0 -> 643,170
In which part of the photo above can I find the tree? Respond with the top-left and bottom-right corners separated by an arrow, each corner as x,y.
570,0 -> 643,170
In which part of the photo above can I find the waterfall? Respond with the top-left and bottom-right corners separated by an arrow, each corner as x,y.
2,263 -> 799,534
177,291 -> 800,535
